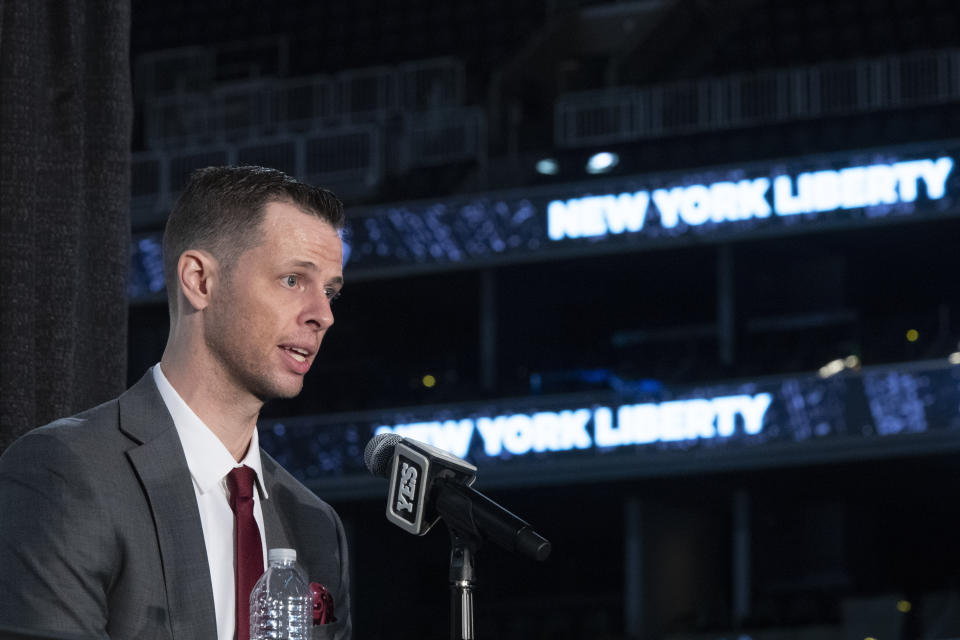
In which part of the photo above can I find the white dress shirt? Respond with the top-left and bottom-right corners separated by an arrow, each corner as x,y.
153,364 -> 269,640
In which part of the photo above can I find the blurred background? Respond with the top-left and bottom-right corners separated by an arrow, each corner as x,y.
122,0 -> 960,638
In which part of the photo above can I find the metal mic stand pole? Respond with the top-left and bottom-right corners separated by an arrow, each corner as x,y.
448,528 -> 480,640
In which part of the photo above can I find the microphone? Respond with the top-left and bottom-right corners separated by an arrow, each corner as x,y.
365,432 -> 478,536
364,433 -> 551,562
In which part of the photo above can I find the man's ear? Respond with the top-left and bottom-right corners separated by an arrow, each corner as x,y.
177,249 -> 219,312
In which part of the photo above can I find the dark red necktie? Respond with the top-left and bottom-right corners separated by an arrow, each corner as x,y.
227,466 -> 264,640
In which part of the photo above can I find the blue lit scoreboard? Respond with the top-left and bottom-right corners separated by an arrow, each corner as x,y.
546,156 -> 952,240
129,139 -> 960,299
259,360 -> 960,497
339,140 -> 958,279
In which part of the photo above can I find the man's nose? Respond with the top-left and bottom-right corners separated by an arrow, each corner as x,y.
304,290 -> 335,331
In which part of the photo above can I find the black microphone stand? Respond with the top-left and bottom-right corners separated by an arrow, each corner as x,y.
438,478 -> 484,639
435,475 -> 551,639
448,527 -> 480,640
365,434 -> 549,639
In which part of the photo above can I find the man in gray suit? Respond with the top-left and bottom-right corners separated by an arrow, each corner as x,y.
0,167 -> 352,640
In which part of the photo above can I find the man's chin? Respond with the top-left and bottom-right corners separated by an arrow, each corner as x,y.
253,378 -> 305,403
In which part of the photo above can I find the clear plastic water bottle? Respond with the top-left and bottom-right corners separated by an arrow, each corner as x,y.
250,548 -> 312,640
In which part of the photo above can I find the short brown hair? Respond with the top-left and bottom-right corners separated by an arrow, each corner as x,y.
162,165 -> 344,311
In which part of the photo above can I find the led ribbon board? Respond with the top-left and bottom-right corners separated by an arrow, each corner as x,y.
375,392 -> 773,459
336,142 -> 958,276
259,361 -> 960,491
546,157 -> 954,240
128,141 -> 959,299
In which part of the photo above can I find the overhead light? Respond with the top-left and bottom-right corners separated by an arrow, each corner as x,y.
586,151 -> 619,174
535,158 -> 559,175
819,355 -> 860,378
906,329 -> 919,342
818,359 -> 845,378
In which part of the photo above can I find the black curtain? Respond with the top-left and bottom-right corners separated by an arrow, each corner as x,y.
0,0 -> 132,451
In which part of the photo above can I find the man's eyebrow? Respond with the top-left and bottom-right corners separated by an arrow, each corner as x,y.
288,260 -> 319,270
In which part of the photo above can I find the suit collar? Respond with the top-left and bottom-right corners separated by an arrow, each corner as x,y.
122,368 -> 219,639
117,367 -> 176,445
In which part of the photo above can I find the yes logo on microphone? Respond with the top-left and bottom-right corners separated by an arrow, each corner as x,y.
382,438 -> 477,535
395,460 -> 418,515
389,454 -> 423,528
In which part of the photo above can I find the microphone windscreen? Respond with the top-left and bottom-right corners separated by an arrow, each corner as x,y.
364,432 -> 403,478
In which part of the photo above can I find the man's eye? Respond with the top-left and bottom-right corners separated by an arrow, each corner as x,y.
326,288 -> 341,301
284,275 -> 299,287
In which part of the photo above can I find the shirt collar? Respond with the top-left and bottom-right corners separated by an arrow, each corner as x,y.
152,364 -> 268,500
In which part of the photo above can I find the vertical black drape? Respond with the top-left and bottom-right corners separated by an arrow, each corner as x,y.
0,0 -> 132,451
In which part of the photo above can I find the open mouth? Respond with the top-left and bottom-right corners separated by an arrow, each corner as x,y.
282,346 -> 310,363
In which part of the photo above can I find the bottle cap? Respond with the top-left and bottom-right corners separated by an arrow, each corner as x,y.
268,548 -> 297,563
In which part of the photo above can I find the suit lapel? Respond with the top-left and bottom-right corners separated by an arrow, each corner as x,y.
260,456 -> 293,553
120,372 -> 218,640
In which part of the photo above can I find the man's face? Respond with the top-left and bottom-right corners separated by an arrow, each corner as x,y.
204,200 -> 344,402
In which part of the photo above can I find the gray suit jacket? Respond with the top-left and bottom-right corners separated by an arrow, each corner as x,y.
0,371 -> 351,640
